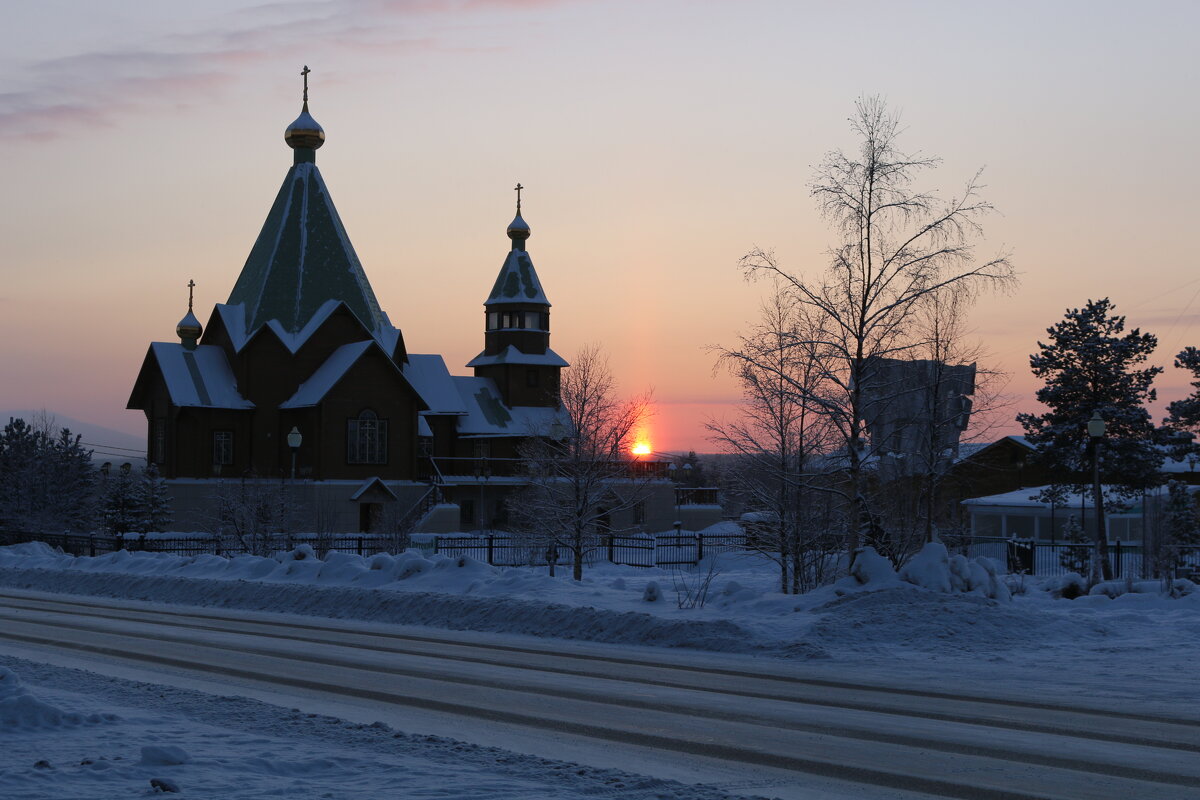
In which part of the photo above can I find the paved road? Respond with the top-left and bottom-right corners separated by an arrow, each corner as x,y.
0,589 -> 1196,800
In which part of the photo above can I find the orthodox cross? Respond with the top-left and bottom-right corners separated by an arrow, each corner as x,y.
514,182 -> 523,213
301,65 -> 311,104
187,279 -> 196,312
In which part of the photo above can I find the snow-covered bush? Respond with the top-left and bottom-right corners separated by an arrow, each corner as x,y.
642,581 -> 661,602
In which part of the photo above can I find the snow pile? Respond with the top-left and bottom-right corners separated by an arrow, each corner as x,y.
846,544 -> 1009,600
0,666 -> 115,730
807,587 -> 1120,656
140,744 -> 190,766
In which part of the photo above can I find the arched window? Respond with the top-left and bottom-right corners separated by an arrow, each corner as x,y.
347,409 -> 387,464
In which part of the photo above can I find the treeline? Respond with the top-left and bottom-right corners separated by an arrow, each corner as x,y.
0,417 -> 171,535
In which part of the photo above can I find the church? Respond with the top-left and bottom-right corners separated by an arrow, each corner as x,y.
126,76 -> 706,535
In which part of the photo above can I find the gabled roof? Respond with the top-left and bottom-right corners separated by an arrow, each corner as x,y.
485,248 -> 550,307
465,344 -> 569,369
452,376 -> 563,437
139,343 -> 254,410
279,339 -> 424,410
278,341 -> 373,408
212,300 -> 401,356
227,161 -> 387,336
349,476 -> 398,502
404,354 -> 469,415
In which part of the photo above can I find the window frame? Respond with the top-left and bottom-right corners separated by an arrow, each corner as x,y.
347,409 -> 388,465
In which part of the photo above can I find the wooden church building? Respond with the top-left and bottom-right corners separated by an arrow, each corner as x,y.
125,81 -> 613,534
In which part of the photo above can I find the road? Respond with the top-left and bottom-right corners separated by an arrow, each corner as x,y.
0,588 -> 1197,800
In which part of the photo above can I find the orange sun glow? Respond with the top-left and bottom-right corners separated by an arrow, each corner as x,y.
631,441 -> 652,456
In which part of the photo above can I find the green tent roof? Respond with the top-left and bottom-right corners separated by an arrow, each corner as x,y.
227,161 -> 385,334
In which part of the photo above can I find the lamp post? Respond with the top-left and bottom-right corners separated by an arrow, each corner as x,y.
1087,411 -> 1111,583
476,455 -> 490,534
287,426 -> 302,480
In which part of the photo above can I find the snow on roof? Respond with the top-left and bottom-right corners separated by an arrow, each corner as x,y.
349,476 -> 397,502
405,354 -> 469,415
961,484 -> 1158,510
279,341 -> 373,408
417,416 -> 433,437
150,343 -> 254,410
215,300 -> 400,357
465,345 -> 569,369
485,249 -> 550,307
452,377 -> 562,437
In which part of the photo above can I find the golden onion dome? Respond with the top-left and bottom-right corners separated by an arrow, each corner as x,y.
507,212 -> 531,243
176,309 -> 202,341
285,103 -> 325,150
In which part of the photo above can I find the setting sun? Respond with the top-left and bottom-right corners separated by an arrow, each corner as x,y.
631,442 -> 652,456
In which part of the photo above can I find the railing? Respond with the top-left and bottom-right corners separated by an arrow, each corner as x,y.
428,532 -> 749,568
418,457 -> 673,481
958,536 -> 1200,579
0,530 -> 395,559
675,487 -> 720,506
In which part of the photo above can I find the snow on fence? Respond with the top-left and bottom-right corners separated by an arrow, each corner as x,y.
0,531 -> 396,559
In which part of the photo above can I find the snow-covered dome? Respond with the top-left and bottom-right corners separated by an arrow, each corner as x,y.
285,105 -> 325,150
176,309 -> 202,342
507,212 -> 530,244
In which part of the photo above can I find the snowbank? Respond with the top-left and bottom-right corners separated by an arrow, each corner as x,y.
0,666 -> 116,730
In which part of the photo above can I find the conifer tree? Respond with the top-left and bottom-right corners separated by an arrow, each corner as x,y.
138,463 -> 173,533
1165,347 -> 1200,464
1058,515 -> 1090,574
1019,298 -> 1162,581
1160,480 -> 1199,567
102,466 -> 141,537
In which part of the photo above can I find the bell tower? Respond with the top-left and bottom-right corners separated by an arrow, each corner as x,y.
467,185 -> 567,407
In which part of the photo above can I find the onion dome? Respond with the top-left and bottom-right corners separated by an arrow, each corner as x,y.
285,103 -> 325,150
177,279 -> 202,349
507,182 -> 530,249
285,66 -> 325,151
176,310 -> 202,340
507,212 -> 530,245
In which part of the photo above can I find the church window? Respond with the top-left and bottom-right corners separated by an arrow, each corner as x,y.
473,439 -> 491,459
153,418 -> 166,465
487,312 -> 499,330
526,369 -> 540,388
525,312 -> 543,330
347,410 -> 388,464
213,431 -> 234,465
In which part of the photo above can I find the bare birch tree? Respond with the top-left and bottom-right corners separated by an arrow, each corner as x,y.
708,285 -> 839,593
508,344 -> 652,580
739,97 -> 1015,556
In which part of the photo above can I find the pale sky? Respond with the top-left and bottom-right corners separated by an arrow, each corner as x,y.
1,0 -> 1197,452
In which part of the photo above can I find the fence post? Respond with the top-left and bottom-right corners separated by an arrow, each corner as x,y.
607,534 -> 615,563
1114,540 -> 1121,579
487,534 -> 494,565
433,536 -> 439,555
696,533 -> 704,563
88,535 -> 96,558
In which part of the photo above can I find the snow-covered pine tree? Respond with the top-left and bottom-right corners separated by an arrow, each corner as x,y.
1058,515 -> 1090,574
102,466 -> 141,537
138,463 -> 172,533
1018,298 -> 1163,582
51,429 -> 97,533
1165,347 -> 1200,464
1160,480 -> 1199,567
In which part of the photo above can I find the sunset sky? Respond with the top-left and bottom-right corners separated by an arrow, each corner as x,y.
1,0 -> 1197,453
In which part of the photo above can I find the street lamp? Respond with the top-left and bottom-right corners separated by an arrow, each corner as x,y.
1087,411 -> 1110,583
287,426 -> 302,480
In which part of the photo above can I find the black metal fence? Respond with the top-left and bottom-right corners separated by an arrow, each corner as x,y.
0,529 -> 750,569
959,536 -> 1200,579
426,532 -> 750,568
0,531 -> 397,559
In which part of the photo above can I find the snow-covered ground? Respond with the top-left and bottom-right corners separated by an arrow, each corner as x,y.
0,657 -> 758,800
2,539 -> 1198,798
